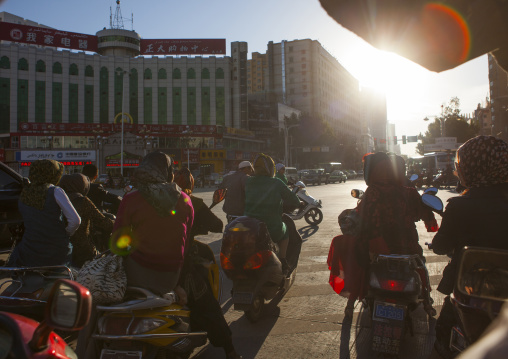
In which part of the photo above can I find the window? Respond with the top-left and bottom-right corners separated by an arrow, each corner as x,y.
69,63 -> 78,76
289,46 -> 293,52
144,68 -> 152,80
187,68 -> 196,79
18,58 -> 28,71
289,57 -> 293,63
53,62 -> 62,74
216,68 -> 224,79
0,56 -> 10,69
302,64 -> 306,69
36,60 -> 46,73
202,68 -> 210,79
302,57 -> 306,61
302,50 -> 306,54
158,68 -> 167,79
289,67 -> 294,73
173,68 -> 181,79
85,65 -> 94,77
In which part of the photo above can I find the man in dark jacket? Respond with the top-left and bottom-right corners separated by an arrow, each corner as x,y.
82,164 -> 122,214
218,161 -> 253,220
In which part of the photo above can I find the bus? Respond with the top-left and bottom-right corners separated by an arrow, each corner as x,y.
319,162 -> 342,174
407,152 -> 455,173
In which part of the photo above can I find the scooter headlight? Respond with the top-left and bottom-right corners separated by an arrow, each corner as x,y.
131,318 -> 167,334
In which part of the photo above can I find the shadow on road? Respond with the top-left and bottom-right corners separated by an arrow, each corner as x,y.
298,225 -> 319,240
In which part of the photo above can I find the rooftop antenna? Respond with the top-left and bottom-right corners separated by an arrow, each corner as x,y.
111,0 -> 125,29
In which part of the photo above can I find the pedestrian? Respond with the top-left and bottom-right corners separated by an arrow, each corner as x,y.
218,160 -> 253,221
82,164 -> 122,214
59,173 -> 114,268
174,168 -> 242,359
7,160 -> 81,267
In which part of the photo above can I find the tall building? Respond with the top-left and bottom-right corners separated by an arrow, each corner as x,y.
0,11 -> 261,175
247,52 -> 267,94
361,87 -> 388,152
473,101 -> 492,136
488,53 -> 508,142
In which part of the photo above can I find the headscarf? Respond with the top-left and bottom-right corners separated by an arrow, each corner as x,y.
59,173 -> 90,201
275,163 -> 285,172
174,167 -> 194,195
253,153 -> 275,177
363,152 -> 396,186
132,151 -> 181,217
456,135 -> 508,188
20,159 -> 64,210
390,155 -> 407,186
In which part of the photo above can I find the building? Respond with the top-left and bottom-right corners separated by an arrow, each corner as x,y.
0,10 -> 262,176
360,87 -> 387,152
488,54 -> 508,142
247,52 -> 267,94
472,101 -> 492,136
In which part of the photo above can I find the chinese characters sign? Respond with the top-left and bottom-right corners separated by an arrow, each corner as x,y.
17,151 -> 96,162
140,39 -> 226,55
0,22 -> 98,52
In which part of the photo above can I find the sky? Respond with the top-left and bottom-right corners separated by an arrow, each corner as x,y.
1,0 -> 490,156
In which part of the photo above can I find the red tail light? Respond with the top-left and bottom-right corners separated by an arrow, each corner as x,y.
380,280 -> 407,291
243,250 -> 273,270
220,253 -> 234,270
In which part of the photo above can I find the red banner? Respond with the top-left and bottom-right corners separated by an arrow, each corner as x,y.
140,39 -> 226,55
0,22 -> 98,52
18,123 -> 217,136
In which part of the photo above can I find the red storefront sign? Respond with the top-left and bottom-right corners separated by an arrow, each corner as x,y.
18,123 -> 218,136
0,22 -> 98,52
21,161 -> 92,167
140,39 -> 226,55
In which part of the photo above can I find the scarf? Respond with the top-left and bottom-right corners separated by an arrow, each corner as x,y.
253,153 -> 275,177
20,159 -> 64,210
59,173 -> 90,201
132,151 -> 181,217
174,167 -> 195,195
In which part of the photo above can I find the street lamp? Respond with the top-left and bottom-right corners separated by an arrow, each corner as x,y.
283,123 -> 299,167
182,126 -> 193,168
423,104 -> 445,137
116,69 -> 128,176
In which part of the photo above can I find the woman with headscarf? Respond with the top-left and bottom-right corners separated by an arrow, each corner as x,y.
59,173 -> 114,268
244,154 -> 301,272
7,159 -> 81,267
275,163 -> 288,185
112,151 -> 194,296
432,136 -> 508,355
174,168 -> 241,359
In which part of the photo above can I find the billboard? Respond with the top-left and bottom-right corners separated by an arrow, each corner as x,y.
140,39 -> 226,55
0,22 -> 98,52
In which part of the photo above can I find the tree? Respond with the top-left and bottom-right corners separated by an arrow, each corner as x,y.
416,97 -> 479,155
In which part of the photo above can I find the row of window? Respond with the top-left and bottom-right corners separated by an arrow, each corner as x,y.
98,35 -> 140,45
0,56 -> 226,80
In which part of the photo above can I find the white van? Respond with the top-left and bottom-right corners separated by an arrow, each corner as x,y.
285,167 -> 298,184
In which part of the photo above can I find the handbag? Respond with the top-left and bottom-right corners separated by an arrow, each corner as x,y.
77,253 -> 127,304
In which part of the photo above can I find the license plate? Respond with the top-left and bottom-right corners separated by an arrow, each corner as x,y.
232,291 -> 253,304
100,349 -> 142,359
373,301 -> 405,321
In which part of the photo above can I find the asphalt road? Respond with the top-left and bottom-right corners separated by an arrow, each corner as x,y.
185,179 -> 458,359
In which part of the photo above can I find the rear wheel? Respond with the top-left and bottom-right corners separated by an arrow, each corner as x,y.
245,294 -> 264,323
304,208 -> 323,225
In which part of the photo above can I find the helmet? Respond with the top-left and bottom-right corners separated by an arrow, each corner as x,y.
295,181 -> 306,188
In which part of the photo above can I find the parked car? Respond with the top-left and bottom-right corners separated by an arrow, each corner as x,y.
285,167 -> 298,184
345,170 -> 358,179
303,168 -> 327,185
298,169 -> 310,180
328,170 -> 347,183
0,162 -> 26,246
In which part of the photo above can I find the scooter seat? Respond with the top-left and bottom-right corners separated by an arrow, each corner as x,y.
96,287 -> 179,312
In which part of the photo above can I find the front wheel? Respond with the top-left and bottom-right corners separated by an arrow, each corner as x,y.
304,208 -> 323,225
245,294 -> 264,323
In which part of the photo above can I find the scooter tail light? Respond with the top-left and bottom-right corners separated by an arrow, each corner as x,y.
378,278 -> 416,292
220,252 -> 234,270
243,250 -> 273,270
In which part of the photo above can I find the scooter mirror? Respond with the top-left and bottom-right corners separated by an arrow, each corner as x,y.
424,187 -> 438,196
210,188 -> 227,209
351,189 -> 364,199
421,193 -> 444,212
409,174 -> 418,182
124,185 -> 133,193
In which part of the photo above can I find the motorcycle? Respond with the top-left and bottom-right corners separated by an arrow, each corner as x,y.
0,278 -> 91,359
220,215 -> 300,323
286,181 -> 323,225
351,188 -> 443,356
447,247 -> 508,355
432,172 -> 458,189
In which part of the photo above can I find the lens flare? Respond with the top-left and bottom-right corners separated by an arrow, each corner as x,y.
422,3 -> 471,65
171,210 -> 176,215
116,235 -> 132,249
110,228 -> 138,255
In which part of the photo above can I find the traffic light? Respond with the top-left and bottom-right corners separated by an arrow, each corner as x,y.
393,136 -> 397,145
402,135 -> 407,144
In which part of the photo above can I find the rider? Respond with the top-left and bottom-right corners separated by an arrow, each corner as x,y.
244,154 -> 301,273
82,164 -> 122,214
174,168 -> 242,359
353,152 -> 438,315
113,152 -> 193,297
431,135 -> 508,356
59,173 -> 114,268
275,163 -> 288,185
218,161 -> 253,221
7,160 -> 81,267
